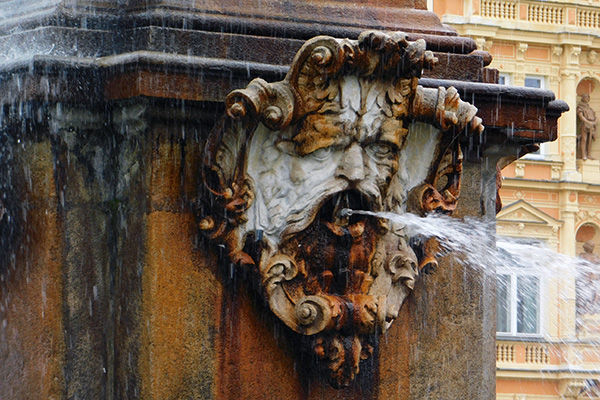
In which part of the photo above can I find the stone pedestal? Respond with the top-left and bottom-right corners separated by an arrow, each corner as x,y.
0,1 -> 566,399
578,159 -> 600,182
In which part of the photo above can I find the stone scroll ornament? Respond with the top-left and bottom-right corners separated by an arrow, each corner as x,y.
199,31 -> 484,387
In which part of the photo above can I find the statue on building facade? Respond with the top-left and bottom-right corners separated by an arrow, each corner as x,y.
577,94 -> 597,160
578,240 -> 600,314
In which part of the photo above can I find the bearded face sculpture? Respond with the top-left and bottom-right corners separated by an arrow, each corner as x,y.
199,31 -> 483,387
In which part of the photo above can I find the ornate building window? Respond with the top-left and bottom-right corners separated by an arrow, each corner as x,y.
497,273 -> 541,335
524,75 -> 545,89
498,73 -> 511,85
497,243 -> 543,336
523,75 -> 549,159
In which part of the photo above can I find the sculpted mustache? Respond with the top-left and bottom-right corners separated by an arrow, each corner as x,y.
352,181 -> 382,210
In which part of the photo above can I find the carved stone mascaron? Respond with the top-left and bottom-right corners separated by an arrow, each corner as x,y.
199,31 -> 483,387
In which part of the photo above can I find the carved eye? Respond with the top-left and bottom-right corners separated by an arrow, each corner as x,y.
366,142 -> 393,158
310,146 -> 333,161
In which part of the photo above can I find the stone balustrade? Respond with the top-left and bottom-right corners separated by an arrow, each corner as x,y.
496,339 -> 600,368
479,0 -> 600,29
480,1 -> 517,20
496,341 -> 550,366
496,343 -> 515,363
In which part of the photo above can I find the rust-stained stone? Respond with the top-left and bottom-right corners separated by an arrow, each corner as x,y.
382,255 -> 496,399
0,209 -> 65,399
420,78 -> 567,145
425,51 -> 492,83
216,280 -> 304,400
63,206 -> 110,398
141,212 -> 221,399
140,123 -> 220,399
54,126 -> 113,397
0,141 -> 65,399
105,71 -> 222,102
0,0 -> 567,399
199,30 -> 485,387
149,124 -> 202,212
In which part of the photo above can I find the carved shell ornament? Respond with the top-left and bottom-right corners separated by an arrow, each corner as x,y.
199,30 -> 483,387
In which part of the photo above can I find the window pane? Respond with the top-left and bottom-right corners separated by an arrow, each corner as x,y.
524,77 -> 542,88
517,276 -> 539,334
497,274 -> 511,333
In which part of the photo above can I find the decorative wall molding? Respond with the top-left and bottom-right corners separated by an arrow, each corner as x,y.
575,209 -> 600,226
562,135 -> 577,166
552,45 -> 564,64
588,50 -> 598,64
551,165 -> 561,180
199,31 -> 483,387
570,45 -> 582,65
517,43 -> 529,61
553,45 -> 564,57
475,37 -> 493,52
497,200 -> 562,251
515,162 -> 525,178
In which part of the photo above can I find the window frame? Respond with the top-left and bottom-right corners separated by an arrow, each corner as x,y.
522,75 -> 549,159
524,75 -> 546,90
498,73 -> 511,86
496,238 -> 546,338
497,272 -> 544,337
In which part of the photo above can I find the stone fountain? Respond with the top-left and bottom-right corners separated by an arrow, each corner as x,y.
0,1 -> 567,399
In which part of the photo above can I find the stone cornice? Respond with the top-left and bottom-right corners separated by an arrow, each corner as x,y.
0,3 -> 471,48
502,177 -> 600,193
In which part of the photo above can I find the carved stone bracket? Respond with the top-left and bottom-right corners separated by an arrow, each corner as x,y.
588,50 -> 598,64
199,30 -> 483,387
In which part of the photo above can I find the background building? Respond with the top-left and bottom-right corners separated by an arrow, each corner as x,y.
433,1 -> 600,398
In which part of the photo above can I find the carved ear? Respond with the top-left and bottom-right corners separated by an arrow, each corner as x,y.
405,139 -> 463,216
200,115 -> 258,263
203,77 -> 296,199
202,116 -> 254,199
285,36 -> 346,116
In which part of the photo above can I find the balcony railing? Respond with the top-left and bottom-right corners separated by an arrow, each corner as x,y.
479,0 -> 600,29
497,343 -> 515,362
497,341 -> 551,366
481,0 -> 517,20
525,345 -> 550,364
496,340 -> 600,369
527,4 -> 564,24
578,9 -> 600,29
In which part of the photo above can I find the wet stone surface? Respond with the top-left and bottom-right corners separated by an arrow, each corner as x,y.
0,1 -> 567,399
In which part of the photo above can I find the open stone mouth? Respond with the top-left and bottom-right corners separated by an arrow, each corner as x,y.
318,190 -> 373,228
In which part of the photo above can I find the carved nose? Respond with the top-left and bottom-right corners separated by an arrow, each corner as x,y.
336,143 -> 365,182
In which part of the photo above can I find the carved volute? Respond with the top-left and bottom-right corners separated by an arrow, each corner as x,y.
199,30 -> 483,387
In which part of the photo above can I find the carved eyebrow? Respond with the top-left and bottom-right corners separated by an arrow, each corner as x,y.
378,125 -> 408,148
361,138 -> 400,154
361,131 -> 402,149
294,135 -> 349,156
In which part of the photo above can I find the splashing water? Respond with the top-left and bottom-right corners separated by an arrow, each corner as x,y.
342,208 -> 600,351
342,208 -> 497,269
342,208 -> 587,276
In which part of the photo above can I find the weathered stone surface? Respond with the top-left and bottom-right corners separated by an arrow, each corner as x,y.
199,31 -> 484,387
0,1 -> 567,399
0,141 -> 64,400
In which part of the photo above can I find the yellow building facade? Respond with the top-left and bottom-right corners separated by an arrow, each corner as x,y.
433,1 -> 600,399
